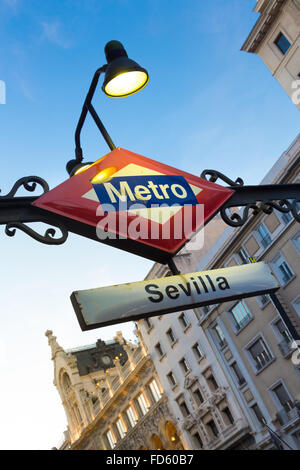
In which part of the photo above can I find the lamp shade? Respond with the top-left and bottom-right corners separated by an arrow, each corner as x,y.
102,41 -> 149,98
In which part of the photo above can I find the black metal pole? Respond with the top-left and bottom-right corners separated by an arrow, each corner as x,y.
167,258 -> 181,275
87,103 -> 116,151
263,422 -> 295,450
70,66 -> 116,171
270,292 -> 300,342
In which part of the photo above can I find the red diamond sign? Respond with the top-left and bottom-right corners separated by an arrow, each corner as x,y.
32,148 -> 234,261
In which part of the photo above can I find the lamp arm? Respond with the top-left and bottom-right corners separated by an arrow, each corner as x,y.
74,65 -> 116,163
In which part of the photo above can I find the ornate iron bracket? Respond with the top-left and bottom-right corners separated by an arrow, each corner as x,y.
5,222 -> 68,245
0,176 -> 49,199
0,176 -> 69,245
201,169 -> 300,227
1,172 -> 300,256
200,169 -> 244,187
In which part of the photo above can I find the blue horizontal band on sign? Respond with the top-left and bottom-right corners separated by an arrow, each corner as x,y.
92,175 -> 199,211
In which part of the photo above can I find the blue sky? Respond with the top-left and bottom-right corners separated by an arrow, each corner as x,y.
0,0 -> 299,450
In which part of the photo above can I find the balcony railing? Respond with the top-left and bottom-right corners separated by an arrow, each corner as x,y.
102,390 -> 110,405
133,348 -> 143,363
276,402 -> 300,426
278,340 -> 294,358
121,362 -> 131,378
93,399 -> 100,414
237,376 -> 246,387
219,338 -> 227,349
111,376 -> 120,391
92,348 -> 146,419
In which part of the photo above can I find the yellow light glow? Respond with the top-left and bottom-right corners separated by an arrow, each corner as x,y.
104,71 -> 148,97
171,436 -> 176,442
91,166 -> 117,184
74,164 -> 92,176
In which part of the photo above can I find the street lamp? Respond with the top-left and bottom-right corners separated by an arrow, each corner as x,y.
0,40 -> 300,257
0,40 -> 300,347
66,40 -> 149,177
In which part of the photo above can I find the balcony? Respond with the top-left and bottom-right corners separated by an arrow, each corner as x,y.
276,402 -> 300,426
111,376 -> 121,391
237,376 -> 247,387
278,339 -> 294,358
219,338 -> 227,349
102,389 -> 110,405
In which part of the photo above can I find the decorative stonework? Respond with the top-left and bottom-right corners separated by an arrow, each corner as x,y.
47,332 -> 185,451
183,375 -> 198,389
183,414 -> 197,431
242,0 -> 286,52
115,399 -> 183,450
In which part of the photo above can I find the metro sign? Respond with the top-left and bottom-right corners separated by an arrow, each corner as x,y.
33,148 -> 234,263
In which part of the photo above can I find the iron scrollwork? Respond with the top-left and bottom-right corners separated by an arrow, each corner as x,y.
221,198 -> 300,228
0,176 -> 69,245
200,169 -> 244,187
5,222 -> 68,245
201,169 -> 300,228
0,176 -> 49,199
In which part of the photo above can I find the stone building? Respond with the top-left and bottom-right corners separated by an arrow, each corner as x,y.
242,0 -> 300,109
137,134 -> 300,450
46,330 -> 184,450
136,217 -> 258,450
137,247 -> 256,450
191,134 -> 300,449
47,135 -> 300,450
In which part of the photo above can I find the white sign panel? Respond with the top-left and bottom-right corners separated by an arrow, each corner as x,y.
71,262 -> 279,330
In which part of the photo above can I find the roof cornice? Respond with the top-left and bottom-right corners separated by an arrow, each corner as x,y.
241,0 -> 287,53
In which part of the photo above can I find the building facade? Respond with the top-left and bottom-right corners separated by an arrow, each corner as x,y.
137,240 -> 255,450
48,134 -> 300,450
242,0 -> 300,110
137,134 -> 300,450
194,133 -> 300,450
46,330 -> 184,450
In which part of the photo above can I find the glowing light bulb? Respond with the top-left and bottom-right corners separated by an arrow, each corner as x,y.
91,166 -> 117,184
104,71 -> 148,98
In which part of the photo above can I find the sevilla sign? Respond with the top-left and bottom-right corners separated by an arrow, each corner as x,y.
33,148 -> 234,262
70,262 -> 279,330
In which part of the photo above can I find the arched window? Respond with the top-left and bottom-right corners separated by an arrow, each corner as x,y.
62,372 -> 72,395
165,421 -> 180,445
150,434 -> 164,450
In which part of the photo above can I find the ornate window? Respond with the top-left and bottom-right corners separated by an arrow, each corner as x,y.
137,393 -> 149,416
105,429 -> 116,449
116,418 -> 126,439
62,372 -> 72,395
148,379 -> 162,403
